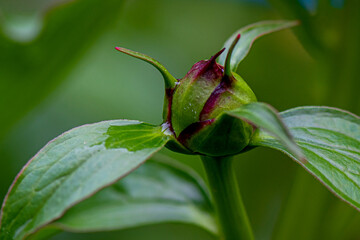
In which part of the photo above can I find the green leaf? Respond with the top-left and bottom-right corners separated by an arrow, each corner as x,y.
226,102 -> 305,161
0,0 -> 124,140
0,120 -> 170,240
29,157 -> 217,239
115,47 -> 177,89
218,20 -> 299,72
251,106 -> 360,211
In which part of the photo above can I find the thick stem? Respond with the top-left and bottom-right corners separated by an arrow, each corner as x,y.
201,156 -> 254,240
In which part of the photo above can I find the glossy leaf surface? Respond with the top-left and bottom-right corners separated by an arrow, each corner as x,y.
30,158 -> 217,239
251,106 -> 360,210
227,102 -> 305,161
218,20 -> 298,71
0,120 -> 170,240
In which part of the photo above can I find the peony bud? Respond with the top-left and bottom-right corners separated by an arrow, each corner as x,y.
166,35 -> 257,156
116,34 -> 257,157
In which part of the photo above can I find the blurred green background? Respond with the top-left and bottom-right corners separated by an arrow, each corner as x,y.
1,0 -> 359,239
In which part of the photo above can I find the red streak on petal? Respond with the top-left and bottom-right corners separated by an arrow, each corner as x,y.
177,119 -> 215,145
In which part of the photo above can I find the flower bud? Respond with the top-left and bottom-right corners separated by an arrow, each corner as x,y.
167,38 -> 257,156
116,34 -> 257,157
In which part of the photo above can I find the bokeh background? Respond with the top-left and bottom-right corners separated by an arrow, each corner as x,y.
1,0 -> 359,239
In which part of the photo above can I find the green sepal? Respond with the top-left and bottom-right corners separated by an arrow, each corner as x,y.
179,114 -> 253,157
115,47 -> 177,89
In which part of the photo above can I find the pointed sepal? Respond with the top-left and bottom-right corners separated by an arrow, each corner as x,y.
115,47 -> 177,89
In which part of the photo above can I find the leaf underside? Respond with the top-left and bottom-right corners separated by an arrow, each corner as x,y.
251,106 -> 360,211
0,120 -> 170,240
30,158 -> 217,239
218,20 -> 298,72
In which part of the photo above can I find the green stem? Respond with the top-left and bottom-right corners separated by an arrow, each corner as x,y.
201,156 -> 254,240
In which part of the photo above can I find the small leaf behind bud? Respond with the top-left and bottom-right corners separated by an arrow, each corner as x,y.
218,20 -> 299,72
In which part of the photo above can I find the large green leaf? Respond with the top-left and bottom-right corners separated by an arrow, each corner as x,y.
226,102 -> 305,161
0,0 -> 124,140
218,20 -> 298,72
28,157 -> 217,239
0,120 -> 170,240
251,106 -> 360,210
